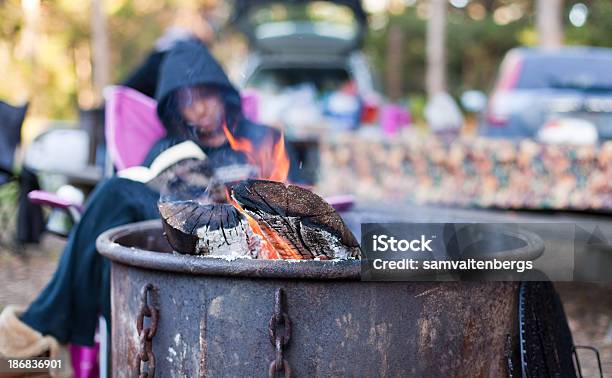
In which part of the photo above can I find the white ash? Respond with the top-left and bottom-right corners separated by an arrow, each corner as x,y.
305,225 -> 352,260
194,218 -> 260,258
196,254 -> 253,261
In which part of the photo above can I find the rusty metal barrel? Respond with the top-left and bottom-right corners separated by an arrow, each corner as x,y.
97,220 -> 540,377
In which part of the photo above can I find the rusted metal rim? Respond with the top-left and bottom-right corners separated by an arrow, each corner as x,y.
96,220 -> 362,280
97,220 -> 545,280
460,226 -> 545,262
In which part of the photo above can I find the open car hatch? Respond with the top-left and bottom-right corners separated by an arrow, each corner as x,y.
231,0 -> 367,54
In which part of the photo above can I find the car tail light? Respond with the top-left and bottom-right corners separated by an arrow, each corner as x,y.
486,53 -> 523,127
361,101 -> 379,124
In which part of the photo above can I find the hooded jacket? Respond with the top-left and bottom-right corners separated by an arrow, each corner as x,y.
145,40 -> 277,168
155,39 -> 242,130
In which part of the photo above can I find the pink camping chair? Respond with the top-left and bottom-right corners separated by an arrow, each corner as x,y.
103,86 -> 167,172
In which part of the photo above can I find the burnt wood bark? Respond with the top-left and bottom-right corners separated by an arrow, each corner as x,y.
231,179 -> 361,259
159,200 -> 255,257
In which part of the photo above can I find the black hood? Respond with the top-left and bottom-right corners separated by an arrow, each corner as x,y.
155,40 -> 242,134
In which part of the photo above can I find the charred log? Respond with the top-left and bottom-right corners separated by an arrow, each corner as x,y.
158,200 -> 257,257
231,179 -> 361,260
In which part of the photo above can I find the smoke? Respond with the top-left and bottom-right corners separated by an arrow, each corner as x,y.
156,159 -> 215,204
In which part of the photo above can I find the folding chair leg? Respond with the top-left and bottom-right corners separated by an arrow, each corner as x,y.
99,316 -> 110,378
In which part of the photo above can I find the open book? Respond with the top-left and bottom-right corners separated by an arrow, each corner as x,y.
118,140 -> 206,183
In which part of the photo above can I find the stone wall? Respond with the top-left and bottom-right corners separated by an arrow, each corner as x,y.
318,132 -> 612,211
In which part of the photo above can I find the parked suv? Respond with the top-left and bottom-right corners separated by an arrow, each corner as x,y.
231,0 -> 381,130
482,46 -> 612,141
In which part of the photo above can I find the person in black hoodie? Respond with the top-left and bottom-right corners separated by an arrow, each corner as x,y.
147,39 -> 276,165
0,40 -> 280,366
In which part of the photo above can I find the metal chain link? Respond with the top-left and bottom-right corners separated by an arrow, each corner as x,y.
136,283 -> 159,378
268,288 -> 291,378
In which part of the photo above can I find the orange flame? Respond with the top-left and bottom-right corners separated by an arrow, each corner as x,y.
223,124 -> 290,183
223,125 -> 299,259
226,188 -> 301,260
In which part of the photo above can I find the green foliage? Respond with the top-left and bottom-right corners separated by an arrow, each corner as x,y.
0,0 -> 91,119
106,1 -> 174,83
2,0 -> 612,121
365,11 -> 426,96
447,12 -> 529,94
0,181 -> 18,204
565,1 -> 612,47
365,5 -> 532,99
0,0 -> 191,119
0,180 -> 19,251
407,93 -> 427,127
366,0 -> 612,101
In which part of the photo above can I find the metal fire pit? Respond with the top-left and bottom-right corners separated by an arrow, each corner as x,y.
97,220 -> 530,377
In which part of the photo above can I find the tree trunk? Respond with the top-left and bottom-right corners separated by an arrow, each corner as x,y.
91,0 -> 110,107
426,0 -> 447,97
19,0 -> 41,105
536,0 -> 564,48
386,23 -> 405,101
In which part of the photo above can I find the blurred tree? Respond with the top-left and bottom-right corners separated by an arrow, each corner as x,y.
366,0 -> 533,98
2,0 -> 612,122
537,0 -> 564,47
0,0 -> 200,120
426,0 -> 447,96
386,23 -> 405,101
564,1 -> 612,47
91,0 -> 110,106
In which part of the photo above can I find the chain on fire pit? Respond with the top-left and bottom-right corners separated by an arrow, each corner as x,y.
136,283 -> 159,378
268,288 -> 292,378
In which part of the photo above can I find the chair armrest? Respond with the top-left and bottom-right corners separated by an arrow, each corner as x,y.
27,190 -> 83,213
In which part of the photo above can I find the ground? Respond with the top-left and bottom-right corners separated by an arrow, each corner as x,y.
556,282 -> 612,377
0,238 -> 610,376
0,236 -> 63,309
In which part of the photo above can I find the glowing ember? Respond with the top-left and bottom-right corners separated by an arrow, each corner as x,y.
226,188 -> 301,260
231,180 -> 361,260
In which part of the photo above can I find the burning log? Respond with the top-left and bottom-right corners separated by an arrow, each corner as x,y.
231,179 -> 361,260
159,200 -> 259,258
157,125 -> 360,259
155,157 -> 262,257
